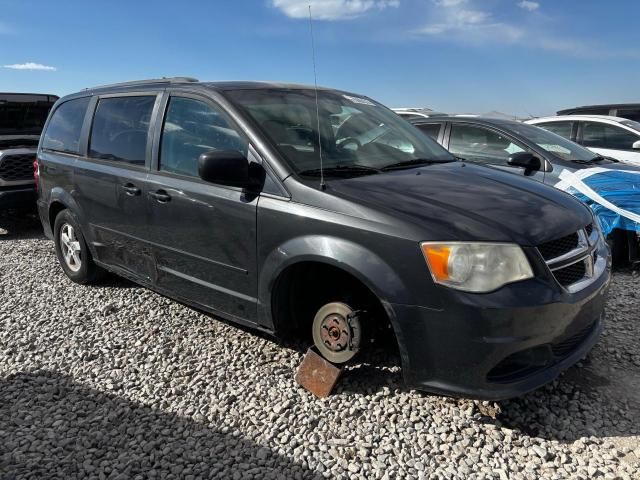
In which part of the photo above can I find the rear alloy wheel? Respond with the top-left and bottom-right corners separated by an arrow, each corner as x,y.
53,209 -> 104,284
59,223 -> 82,272
312,302 -> 362,364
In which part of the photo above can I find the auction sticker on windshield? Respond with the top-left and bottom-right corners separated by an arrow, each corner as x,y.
343,95 -> 376,106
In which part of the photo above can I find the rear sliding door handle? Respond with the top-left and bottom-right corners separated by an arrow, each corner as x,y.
149,190 -> 171,203
121,183 -> 141,196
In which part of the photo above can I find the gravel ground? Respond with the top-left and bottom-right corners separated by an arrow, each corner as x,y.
1,211 -> 639,480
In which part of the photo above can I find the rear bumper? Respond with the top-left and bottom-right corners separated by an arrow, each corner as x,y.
0,186 -> 36,209
391,249 -> 611,400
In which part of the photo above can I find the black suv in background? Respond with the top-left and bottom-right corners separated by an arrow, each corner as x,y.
0,93 -> 58,209
37,78 -> 610,399
558,103 -> 640,123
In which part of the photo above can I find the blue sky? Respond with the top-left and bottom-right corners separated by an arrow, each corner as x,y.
0,0 -> 638,116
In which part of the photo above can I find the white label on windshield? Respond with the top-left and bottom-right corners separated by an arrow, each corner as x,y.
343,94 -> 376,106
539,143 -> 571,155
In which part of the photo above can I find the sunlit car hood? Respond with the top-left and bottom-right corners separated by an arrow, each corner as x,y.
326,162 -> 592,246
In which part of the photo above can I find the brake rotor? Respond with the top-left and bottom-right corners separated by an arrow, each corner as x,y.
312,302 -> 361,364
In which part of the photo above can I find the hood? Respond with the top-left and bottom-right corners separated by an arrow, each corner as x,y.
325,162 -> 592,246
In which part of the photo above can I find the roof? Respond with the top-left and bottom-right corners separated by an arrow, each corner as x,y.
558,103 -> 640,115
0,92 -> 59,101
529,114 -> 632,124
83,77 -> 334,94
409,115 -> 522,127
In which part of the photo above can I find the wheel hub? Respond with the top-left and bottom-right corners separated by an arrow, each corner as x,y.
320,313 -> 351,352
312,302 -> 362,364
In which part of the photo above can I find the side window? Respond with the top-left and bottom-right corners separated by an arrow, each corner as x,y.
160,97 -> 248,177
538,121 -> 573,140
448,124 -> 524,163
89,96 -> 156,166
42,97 -> 90,154
582,122 -> 640,150
416,123 -> 442,140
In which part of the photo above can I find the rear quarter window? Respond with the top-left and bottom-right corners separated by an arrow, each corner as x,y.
89,96 -> 156,166
42,97 -> 91,154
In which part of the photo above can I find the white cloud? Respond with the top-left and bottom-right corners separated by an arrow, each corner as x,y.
271,0 -> 399,20
419,0 -> 524,42
518,1 -> 540,12
433,0 -> 466,6
3,62 -> 57,71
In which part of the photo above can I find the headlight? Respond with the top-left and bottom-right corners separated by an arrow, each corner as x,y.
420,242 -> 534,293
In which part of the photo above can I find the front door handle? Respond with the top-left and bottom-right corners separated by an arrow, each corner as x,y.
122,183 -> 141,196
149,190 -> 171,203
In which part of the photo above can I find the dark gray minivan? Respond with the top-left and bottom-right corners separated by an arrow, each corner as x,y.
37,78 -> 611,399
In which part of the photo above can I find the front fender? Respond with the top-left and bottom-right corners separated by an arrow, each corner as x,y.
257,235 -> 411,327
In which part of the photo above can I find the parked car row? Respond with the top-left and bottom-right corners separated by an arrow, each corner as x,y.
28,77 -> 615,400
409,115 -> 640,264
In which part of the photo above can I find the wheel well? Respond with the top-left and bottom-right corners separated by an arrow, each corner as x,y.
271,262 -> 396,348
48,202 -> 66,232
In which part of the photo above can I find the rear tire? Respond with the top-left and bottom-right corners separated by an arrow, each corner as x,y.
53,209 -> 104,284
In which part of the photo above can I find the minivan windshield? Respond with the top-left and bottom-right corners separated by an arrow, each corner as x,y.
226,88 -> 456,177
0,94 -> 58,136
511,122 -> 599,162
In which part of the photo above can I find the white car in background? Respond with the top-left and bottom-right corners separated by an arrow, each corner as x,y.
527,115 -> 640,167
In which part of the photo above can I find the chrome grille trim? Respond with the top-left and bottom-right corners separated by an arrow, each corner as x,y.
537,224 -> 604,293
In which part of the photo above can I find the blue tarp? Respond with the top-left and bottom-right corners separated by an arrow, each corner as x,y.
558,169 -> 640,236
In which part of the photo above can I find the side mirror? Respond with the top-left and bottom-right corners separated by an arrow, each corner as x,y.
632,140 -> 640,150
198,150 -> 250,188
508,152 -> 542,173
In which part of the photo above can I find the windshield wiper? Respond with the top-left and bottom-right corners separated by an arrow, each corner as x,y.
298,164 -> 382,177
381,158 -> 456,171
570,155 -> 611,165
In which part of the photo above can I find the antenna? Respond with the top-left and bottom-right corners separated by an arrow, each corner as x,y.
308,4 -> 326,190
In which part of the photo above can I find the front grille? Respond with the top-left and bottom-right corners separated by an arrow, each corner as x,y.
537,224 -> 598,291
537,232 -> 579,261
0,154 -> 35,181
551,321 -> 596,357
553,260 -> 586,287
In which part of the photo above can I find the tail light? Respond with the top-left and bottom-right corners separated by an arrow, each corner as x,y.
33,157 -> 39,192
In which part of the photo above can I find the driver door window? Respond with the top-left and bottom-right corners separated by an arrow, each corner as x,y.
448,124 -> 525,165
160,96 -> 248,177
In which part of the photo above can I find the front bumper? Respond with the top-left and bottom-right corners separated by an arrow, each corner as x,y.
390,246 -> 611,400
0,186 -> 36,209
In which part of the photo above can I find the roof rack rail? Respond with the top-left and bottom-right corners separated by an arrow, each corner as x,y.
84,77 -> 199,91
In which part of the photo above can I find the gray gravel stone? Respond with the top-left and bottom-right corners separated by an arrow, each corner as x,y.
0,213 -> 638,479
